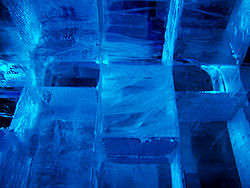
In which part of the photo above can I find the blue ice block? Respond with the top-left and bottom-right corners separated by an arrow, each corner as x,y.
0,0 -> 249,187
102,0 -> 170,64
99,64 -> 178,138
2,87 -> 98,187
95,64 -> 179,167
97,162 -> 171,188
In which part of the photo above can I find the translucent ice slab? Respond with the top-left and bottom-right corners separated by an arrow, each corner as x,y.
96,64 -> 179,164
4,0 -> 100,62
176,92 -> 245,122
174,64 -> 247,123
31,0 -> 100,61
174,0 -> 237,65
1,87 -> 98,187
101,0 -> 170,64
100,64 -> 178,138
96,161 -> 171,188
179,121 -> 242,188
44,61 -> 100,87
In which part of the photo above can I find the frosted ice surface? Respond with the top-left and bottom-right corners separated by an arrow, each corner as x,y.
101,64 -> 178,138
0,0 -> 249,187
3,87 -> 98,187
102,0 -> 170,64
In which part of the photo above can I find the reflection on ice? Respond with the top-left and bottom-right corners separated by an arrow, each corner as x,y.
0,0 -> 249,187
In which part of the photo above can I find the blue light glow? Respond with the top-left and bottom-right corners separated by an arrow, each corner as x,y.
0,0 -> 249,187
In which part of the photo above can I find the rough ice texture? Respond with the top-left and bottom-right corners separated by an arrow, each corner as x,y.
101,64 -> 178,138
0,0 -> 249,187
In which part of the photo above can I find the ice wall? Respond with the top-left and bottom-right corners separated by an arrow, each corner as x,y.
0,0 -> 249,187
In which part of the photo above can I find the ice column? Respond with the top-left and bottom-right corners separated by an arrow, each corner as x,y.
228,108 -> 250,188
162,0 -> 185,187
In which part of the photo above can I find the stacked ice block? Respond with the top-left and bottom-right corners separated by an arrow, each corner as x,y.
0,0 -> 249,187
